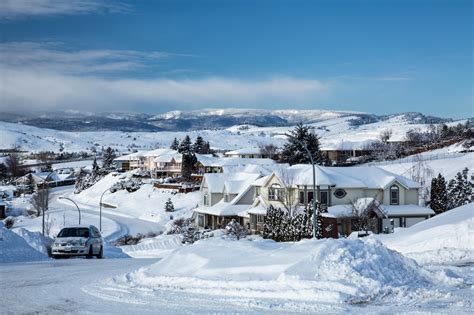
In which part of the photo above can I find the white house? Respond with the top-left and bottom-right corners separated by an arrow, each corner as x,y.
242,164 -> 434,235
225,147 -> 265,159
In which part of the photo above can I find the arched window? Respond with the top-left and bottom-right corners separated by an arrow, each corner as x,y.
390,185 -> 399,205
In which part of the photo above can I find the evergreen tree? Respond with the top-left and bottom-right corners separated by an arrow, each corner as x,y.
181,152 -> 197,179
193,136 -> 205,154
280,123 -> 325,165
0,163 -> 7,180
164,198 -> 175,212
178,135 -> 192,154
92,157 -> 100,178
430,173 -> 448,214
447,168 -> 473,210
170,138 -> 179,150
102,147 -> 116,169
24,173 -> 35,194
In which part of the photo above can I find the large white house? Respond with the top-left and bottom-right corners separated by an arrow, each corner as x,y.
194,164 -> 435,236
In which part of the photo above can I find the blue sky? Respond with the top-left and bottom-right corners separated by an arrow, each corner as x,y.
0,0 -> 472,118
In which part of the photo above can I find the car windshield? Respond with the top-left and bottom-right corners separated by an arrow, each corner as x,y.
57,228 -> 90,238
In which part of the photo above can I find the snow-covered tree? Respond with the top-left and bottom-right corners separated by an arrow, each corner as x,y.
430,173 -> 448,214
92,157 -> 100,178
164,198 -> 175,212
193,136 -> 205,153
447,168 -> 472,209
280,123 -> 325,165
102,147 -> 116,169
263,205 -> 285,241
0,163 -> 7,180
24,173 -> 35,194
170,138 -> 179,150
178,135 -> 192,153
225,219 -> 247,240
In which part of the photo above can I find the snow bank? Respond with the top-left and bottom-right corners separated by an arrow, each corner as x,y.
119,237 -> 456,304
0,224 -> 49,263
374,203 -> 474,265
13,228 -> 53,257
120,234 -> 182,258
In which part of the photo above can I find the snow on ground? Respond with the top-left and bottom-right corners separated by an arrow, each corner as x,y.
120,234 -> 182,258
376,152 -> 474,180
88,235 -> 463,311
68,172 -> 200,230
374,203 -> 474,265
0,223 -> 49,263
12,228 -> 53,257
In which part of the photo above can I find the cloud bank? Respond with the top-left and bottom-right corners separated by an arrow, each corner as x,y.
0,42 -> 329,112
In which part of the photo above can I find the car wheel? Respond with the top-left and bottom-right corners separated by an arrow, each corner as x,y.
86,245 -> 93,259
96,246 -> 104,259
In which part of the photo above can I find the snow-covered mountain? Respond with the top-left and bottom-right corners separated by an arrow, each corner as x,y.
0,109 -> 452,132
0,111 -> 467,153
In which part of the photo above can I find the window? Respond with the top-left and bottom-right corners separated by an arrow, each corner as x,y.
224,194 -> 230,202
203,194 -> 209,206
334,188 -> 347,199
307,191 -> 314,204
320,191 -> 328,205
299,190 -> 305,204
198,214 -> 204,227
390,185 -> 399,205
255,187 -> 261,197
268,184 -> 282,201
257,215 -> 265,223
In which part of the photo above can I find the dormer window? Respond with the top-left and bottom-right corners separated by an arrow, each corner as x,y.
390,185 -> 399,205
224,193 -> 230,202
203,193 -> 209,206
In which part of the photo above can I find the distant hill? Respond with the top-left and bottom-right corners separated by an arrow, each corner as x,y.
0,109 -> 453,132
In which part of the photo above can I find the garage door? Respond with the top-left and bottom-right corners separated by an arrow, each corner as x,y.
405,217 -> 425,228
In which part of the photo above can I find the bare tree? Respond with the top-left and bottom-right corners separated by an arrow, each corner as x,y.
6,152 -> 22,178
275,168 -> 299,216
259,143 -> 279,160
379,129 -> 393,143
349,197 -> 385,235
407,155 -> 434,206
44,212 -> 55,237
31,188 -> 49,217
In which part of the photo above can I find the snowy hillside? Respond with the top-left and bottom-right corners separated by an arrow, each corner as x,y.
0,113 -> 465,153
374,203 -> 474,265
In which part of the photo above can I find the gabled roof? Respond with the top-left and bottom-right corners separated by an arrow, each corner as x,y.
194,202 -> 250,217
143,148 -> 176,157
154,151 -> 182,163
225,147 -> 262,155
267,164 -> 421,190
114,151 -> 148,161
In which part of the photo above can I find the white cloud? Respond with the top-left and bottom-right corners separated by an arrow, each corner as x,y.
0,42 -> 329,111
0,0 -> 127,20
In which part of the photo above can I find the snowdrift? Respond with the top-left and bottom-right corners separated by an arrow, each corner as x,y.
375,203 -> 474,265
120,237 -> 456,304
13,228 -> 53,257
0,225 -> 49,263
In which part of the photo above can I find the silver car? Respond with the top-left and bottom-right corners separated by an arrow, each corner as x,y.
52,225 -> 104,259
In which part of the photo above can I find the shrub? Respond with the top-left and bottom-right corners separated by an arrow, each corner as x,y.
224,219 -> 247,240
3,216 -> 15,229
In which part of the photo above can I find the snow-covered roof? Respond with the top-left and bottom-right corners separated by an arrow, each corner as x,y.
269,165 -> 421,190
246,202 -> 267,215
198,157 -> 277,168
381,205 -> 435,216
143,148 -> 176,157
321,139 -> 376,151
154,151 -> 182,163
225,147 -> 262,155
195,201 -> 250,217
203,172 -> 261,195
114,151 -> 147,161
252,175 -> 269,187
327,204 -> 434,218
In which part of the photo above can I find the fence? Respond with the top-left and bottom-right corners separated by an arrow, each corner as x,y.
366,151 -> 470,166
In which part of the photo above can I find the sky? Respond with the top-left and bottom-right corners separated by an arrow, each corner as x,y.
0,0 -> 472,118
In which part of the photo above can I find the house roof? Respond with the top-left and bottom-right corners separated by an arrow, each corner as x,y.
143,148 -> 176,157
225,147 -> 262,155
154,151 -> 182,163
268,164 -> 421,190
326,203 -> 434,218
195,201 -> 250,217
114,151 -> 148,161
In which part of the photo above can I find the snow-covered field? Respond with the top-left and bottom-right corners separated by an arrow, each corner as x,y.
1,114 -> 466,153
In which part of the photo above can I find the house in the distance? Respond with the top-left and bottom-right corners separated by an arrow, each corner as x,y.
225,147 -> 266,159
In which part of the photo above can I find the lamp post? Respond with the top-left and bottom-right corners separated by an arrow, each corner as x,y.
58,196 -> 81,224
99,188 -> 111,231
299,142 -> 320,239
41,170 -> 56,236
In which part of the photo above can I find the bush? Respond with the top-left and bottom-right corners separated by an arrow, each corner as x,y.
110,178 -> 142,193
166,218 -> 213,244
3,216 -> 15,229
113,231 -> 162,246
224,219 -> 247,240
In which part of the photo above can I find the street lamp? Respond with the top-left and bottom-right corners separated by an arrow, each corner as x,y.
300,142 -> 320,239
41,170 -> 56,236
58,196 -> 81,224
99,188 -> 111,231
